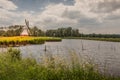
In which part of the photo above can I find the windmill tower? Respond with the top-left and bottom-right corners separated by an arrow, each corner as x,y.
20,19 -> 31,36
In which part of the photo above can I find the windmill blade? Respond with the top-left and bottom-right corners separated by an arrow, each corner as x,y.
25,19 -> 32,36
25,19 -> 29,28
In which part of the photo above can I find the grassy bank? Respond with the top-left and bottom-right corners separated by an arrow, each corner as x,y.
0,36 -> 61,47
0,48 -> 119,80
63,37 -> 120,42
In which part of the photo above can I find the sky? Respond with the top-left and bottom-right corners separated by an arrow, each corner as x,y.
0,0 -> 120,34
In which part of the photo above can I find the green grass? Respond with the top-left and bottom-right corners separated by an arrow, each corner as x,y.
0,48 -> 119,80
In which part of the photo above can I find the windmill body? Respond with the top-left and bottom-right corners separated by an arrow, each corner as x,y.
20,19 -> 31,36
20,26 -> 29,36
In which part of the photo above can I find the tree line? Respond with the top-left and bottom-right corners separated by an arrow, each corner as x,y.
0,25 -> 45,37
0,25 -> 23,36
0,25 -> 120,38
46,27 -> 79,37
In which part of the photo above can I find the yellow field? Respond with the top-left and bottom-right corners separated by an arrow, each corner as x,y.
0,36 -> 61,47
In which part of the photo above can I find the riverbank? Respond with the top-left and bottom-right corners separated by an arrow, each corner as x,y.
0,36 -> 61,47
63,37 -> 120,42
0,48 -> 119,80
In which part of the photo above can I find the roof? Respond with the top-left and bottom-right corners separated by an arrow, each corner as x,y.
20,28 -> 29,36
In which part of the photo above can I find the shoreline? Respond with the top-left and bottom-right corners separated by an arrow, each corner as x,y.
62,37 -> 120,42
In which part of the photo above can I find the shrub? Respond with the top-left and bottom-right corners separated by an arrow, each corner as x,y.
0,49 -> 119,80
7,48 -> 21,61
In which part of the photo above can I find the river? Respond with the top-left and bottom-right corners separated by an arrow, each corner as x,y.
1,39 -> 120,76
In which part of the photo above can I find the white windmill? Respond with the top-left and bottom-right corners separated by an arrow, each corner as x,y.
20,19 -> 31,36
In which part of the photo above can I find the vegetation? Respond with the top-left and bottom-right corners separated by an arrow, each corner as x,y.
0,25 -> 45,37
1,25 -> 120,38
0,36 -> 61,47
45,27 -> 120,38
1,25 -> 120,42
46,27 -> 79,37
0,48 -> 119,80
0,25 -> 23,36
63,37 -> 120,42
46,27 -> 120,42
81,37 -> 120,42
80,34 -> 120,38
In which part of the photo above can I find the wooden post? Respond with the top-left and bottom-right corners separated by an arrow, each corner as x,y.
44,45 -> 47,52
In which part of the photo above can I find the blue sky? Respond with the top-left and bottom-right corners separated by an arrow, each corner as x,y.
0,0 -> 120,34
11,0 -> 74,11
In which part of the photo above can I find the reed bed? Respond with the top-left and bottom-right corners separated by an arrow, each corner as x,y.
0,36 -> 61,47
0,48 -> 119,80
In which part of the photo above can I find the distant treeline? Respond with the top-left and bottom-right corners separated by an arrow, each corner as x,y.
0,25 -> 23,36
80,34 -> 120,38
46,27 -> 120,38
0,25 -> 120,38
0,25 -> 45,37
46,27 -> 79,37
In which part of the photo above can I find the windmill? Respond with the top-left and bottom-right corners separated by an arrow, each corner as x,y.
20,19 -> 31,36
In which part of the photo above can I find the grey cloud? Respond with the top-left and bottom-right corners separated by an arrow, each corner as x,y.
105,14 -> 120,20
62,8 -> 80,19
76,17 -> 103,29
78,18 -> 99,26
43,17 -> 56,24
61,8 -> 101,28
92,0 -> 120,13
0,19 -> 13,27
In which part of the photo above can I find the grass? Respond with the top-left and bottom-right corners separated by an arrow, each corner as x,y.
0,48 -> 119,80
0,36 -> 61,47
63,37 -> 120,42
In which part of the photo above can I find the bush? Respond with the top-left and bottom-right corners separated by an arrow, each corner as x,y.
7,48 -> 21,61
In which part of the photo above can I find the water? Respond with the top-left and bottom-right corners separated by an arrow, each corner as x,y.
1,39 -> 120,76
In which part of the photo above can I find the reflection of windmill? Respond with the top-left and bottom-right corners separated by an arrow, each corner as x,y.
20,19 -> 31,36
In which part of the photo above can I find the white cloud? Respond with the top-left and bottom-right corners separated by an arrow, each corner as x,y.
36,0 -> 120,33
0,0 -> 17,10
30,0 -> 105,28
0,0 -> 18,25
0,0 -> 120,33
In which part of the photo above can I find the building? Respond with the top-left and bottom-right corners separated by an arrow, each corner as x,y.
20,19 -> 31,36
20,26 -> 29,36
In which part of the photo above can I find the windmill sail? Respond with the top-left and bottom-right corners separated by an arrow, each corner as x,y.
25,19 -> 31,35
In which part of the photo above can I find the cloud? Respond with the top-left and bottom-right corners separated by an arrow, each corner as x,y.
96,0 -> 120,13
0,0 -> 120,33
35,0 -> 120,33
31,0 -> 103,28
0,0 -> 17,10
0,0 -> 18,25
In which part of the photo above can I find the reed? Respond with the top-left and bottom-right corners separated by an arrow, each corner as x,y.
0,36 -> 61,47
0,48 -> 119,80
